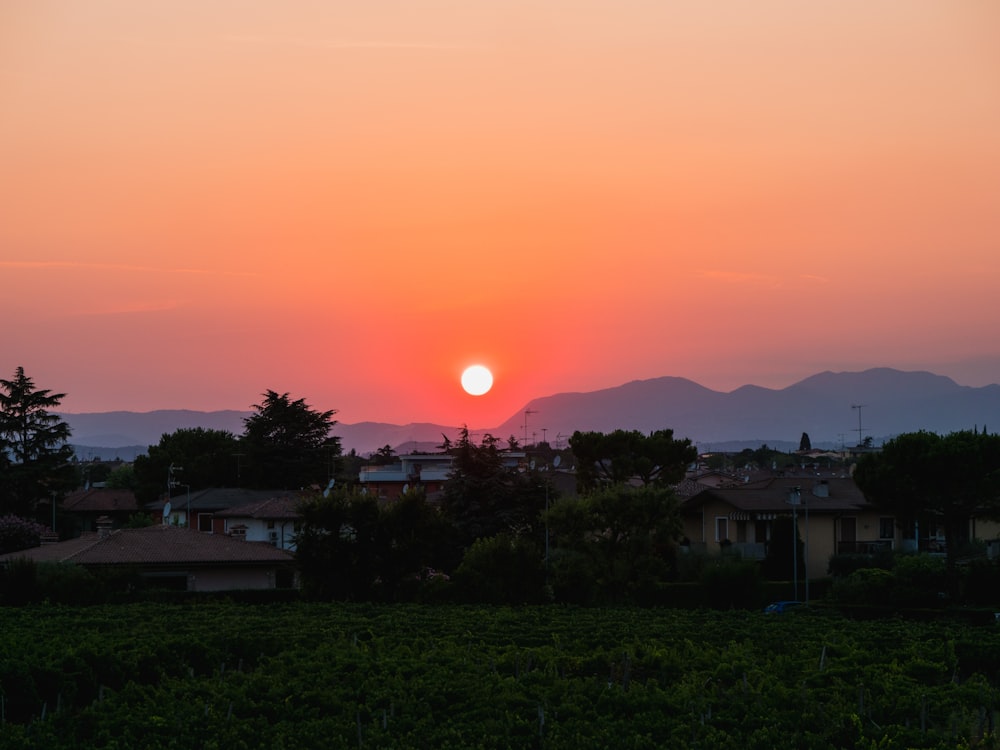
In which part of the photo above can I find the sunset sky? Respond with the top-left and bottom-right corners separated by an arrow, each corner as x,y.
3,1 -> 999,429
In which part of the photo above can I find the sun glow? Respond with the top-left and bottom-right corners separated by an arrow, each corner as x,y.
461,365 -> 493,396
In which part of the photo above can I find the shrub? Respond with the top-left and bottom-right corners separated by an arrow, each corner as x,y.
830,567 -> 895,608
827,550 -> 893,578
700,557 -> 762,609
0,556 -> 39,605
36,563 -> 105,605
0,514 -> 49,554
452,534 -> 545,604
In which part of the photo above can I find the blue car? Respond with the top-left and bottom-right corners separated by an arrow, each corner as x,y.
763,600 -> 803,614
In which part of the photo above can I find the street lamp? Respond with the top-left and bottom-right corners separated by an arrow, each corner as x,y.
787,486 -> 801,602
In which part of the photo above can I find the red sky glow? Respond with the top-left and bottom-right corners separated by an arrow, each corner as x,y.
2,1 -> 999,428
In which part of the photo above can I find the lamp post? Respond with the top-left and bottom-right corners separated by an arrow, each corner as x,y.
804,489 -> 810,606
788,486 -> 801,601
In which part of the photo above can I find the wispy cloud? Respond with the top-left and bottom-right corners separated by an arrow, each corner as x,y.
222,34 -> 488,52
696,270 -> 832,288
0,260 -> 261,278
697,269 -> 781,286
71,300 -> 187,317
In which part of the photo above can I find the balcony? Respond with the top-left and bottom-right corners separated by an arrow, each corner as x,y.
837,540 -> 893,555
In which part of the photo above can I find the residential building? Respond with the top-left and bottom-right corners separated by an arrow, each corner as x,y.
358,451 -> 529,502
215,495 -> 301,551
0,521 -> 296,591
60,487 -> 141,532
681,477 -> 894,576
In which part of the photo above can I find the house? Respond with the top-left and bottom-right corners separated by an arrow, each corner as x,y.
149,488 -> 305,532
358,451 -> 529,502
214,495 -> 301,551
60,487 -> 141,533
681,477 -> 895,576
0,521 -> 296,591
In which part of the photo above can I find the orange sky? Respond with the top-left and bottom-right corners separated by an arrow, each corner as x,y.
2,1 -> 999,429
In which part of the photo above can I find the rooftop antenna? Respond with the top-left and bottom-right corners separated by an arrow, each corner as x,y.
851,404 -> 867,447
523,409 -> 538,447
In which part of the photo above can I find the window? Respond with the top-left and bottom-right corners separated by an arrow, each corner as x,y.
267,520 -> 275,530
715,517 -> 729,542
879,518 -> 895,540
198,514 -> 213,533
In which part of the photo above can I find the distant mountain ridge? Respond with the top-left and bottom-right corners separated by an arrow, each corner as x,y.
59,368 -> 1000,459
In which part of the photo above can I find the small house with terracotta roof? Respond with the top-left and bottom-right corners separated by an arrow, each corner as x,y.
0,523 -> 297,591
61,487 -> 141,532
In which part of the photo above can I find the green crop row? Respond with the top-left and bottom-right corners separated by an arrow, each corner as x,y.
2,603 -> 1000,748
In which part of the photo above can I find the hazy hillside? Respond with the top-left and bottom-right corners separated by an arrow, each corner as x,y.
59,368 -> 1000,458
497,368 -> 1000,450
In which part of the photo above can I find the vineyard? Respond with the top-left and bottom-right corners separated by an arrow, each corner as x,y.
3,602 -> 1000,748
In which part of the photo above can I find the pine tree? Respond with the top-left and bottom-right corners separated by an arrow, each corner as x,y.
0,367 -> 76,518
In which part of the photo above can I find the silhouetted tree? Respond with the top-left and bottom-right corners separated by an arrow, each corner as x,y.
440,427 -> 547,547
799,432 -> 812,452
295,487 -> 379,601
854,429 -> 1000,596
570,428 -> 696,493
370,445 -> 396,466
132,427 -> 241,504
546,483 -> 682,604
241,390 -> 340,490
0,367 -> 76,518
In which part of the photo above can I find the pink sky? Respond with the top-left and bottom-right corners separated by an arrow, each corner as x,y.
2,1 -> 999,427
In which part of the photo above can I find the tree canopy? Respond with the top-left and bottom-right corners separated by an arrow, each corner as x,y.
0,367 -> 76,518
132,427 -> 241,504
439,427 -> 548,548
569,428 -> 696,493
546,483 -> 683,604
854,429 -> 1000,589
240,390 -> 340,490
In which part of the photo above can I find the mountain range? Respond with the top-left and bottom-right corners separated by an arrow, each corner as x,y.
58,368 -> 1000,460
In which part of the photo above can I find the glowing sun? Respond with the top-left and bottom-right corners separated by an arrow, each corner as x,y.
461,364 -> 493,396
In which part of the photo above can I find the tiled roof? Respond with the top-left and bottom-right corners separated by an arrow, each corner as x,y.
682,477 -> 869,514
149,488 -> 305,512
62,488 -> 140,513
0,526 -> 293,566
214,495 -> 302,520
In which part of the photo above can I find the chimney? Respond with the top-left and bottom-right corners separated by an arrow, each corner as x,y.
812,480 -> 830,499
96,515 -> 113,538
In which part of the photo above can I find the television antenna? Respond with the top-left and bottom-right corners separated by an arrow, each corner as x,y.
851,404 -> 868,447
523,409 -> 538,447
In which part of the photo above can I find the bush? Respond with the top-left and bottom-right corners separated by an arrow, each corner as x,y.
0,556 -> 39,605
452,534 -> 546,604
35,563 -> 105,605
700,557 -> 762,609
548,547 -> 599,605
891,553 -> 948,608
827,550 -> 893,578
0,514 -> 49,554
961,557 -> 1000,606
830,567 -> 895,608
